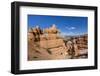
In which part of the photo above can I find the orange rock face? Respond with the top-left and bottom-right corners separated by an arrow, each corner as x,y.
28,25 -> 69,60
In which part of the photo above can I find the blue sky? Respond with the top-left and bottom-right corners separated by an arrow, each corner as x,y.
28,15 -> 88,36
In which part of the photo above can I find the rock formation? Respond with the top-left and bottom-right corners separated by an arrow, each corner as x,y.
28,24 -> 68,60
28,24 -> 88,60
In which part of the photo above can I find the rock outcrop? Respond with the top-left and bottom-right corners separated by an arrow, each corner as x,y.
28,24 -> 88,60
28,24 -> 68,60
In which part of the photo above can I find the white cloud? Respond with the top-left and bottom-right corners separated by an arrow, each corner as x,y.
65,26 -> 76,30
70,27 -> 76,29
